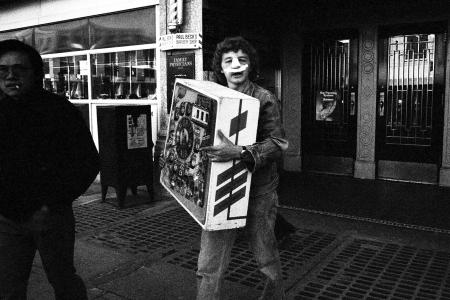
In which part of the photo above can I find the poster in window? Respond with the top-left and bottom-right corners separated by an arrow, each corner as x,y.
316,90 -> 341,122
127,114 -> 148,149
167,52 -> 195,113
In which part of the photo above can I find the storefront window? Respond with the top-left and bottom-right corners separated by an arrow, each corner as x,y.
91,49 -> 156,100
43,55 -> 89,99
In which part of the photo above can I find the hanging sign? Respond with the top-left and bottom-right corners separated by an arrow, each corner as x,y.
160,33 -> 202,51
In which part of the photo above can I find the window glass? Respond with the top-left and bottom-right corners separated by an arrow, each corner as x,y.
0,28 -> 34,46
91,49 -> 156,100
0,7 -> 156,53
405,34 -> 433,60
89,8 -> 156,49
43,55 -> 89,99
35,19 -> 89,54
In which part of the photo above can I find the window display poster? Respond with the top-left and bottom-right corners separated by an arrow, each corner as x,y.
316,90 -> 341,122
166,52 -> 195,113
127,114 -> 148,149
79,60 -> 89,75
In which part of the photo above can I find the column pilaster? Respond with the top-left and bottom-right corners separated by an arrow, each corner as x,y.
354,26 -> 378,179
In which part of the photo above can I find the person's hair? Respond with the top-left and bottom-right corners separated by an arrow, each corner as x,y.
0,39 -> 44,82
211,36 -> 259,86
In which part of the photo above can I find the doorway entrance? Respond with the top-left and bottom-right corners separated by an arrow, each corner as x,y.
376,24 -> 446,183
302,31 -> 359,175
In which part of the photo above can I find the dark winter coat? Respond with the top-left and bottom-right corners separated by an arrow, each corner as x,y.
0,90 -> 99,222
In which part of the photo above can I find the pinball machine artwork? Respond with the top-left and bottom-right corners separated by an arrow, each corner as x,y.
160,79 -> 260,230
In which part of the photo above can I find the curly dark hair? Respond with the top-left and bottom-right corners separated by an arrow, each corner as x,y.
211,36 -> 259,86
0,39 -> 44,83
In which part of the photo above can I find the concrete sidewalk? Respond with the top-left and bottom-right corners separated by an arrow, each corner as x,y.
28,183 -> 450,300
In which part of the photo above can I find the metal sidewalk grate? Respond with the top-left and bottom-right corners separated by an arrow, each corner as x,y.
85,207 -> 201,254
164,229 -> 338,291
292,238 -> 450,299
74,199 -> 152,234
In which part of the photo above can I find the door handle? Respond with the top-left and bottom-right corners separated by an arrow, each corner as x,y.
379,92 -> 385,117
350,92 -> 356,116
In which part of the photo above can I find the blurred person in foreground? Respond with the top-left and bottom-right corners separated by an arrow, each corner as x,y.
0,39 -> 99,300
196,36 -> 289,300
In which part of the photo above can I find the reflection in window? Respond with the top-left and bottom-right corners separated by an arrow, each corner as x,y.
89,8 -> 156,49
43,55 -> 88,99
91,49 -> 156,100
0,28 -> 34,46
35,19 -> 89,54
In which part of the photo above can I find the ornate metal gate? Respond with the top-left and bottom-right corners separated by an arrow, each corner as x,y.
302,33 -> 358,173
385,34 -> 435,146
377,31 -> 445,164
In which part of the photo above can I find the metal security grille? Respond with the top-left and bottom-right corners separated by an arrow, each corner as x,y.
384,34 -> 435,146
292,238 -> 450,299
86,207 -> 201,254
307,39 -> 352,142
165,229 -> 338,291
73,199 -> 152,235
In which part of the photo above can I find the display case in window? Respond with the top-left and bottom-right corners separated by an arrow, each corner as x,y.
43,55 -> 88,99
91,49 -> 156,100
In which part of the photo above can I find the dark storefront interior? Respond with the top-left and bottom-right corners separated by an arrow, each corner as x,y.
203,0 -> 450,229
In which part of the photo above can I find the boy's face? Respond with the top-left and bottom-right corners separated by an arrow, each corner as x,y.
220,49 -> 250,89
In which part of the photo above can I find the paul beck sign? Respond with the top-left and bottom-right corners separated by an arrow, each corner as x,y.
160,33 -> 202,51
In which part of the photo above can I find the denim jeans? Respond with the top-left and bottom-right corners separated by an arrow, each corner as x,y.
0,205 -> 87,300
196,191 -> 285,300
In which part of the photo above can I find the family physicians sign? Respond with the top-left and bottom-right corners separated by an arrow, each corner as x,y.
160,33 -> 202,50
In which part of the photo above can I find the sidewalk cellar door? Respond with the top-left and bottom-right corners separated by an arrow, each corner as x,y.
377,25 -> 446,183
302,32 -> 358,174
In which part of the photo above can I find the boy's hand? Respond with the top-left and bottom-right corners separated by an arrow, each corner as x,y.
200,130 -> 241,162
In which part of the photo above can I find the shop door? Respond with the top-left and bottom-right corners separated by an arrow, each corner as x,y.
376,27 -> 446,183
302,33 -> 358,174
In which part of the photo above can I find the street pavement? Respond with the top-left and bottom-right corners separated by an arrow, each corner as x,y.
27,180 -> 450,300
